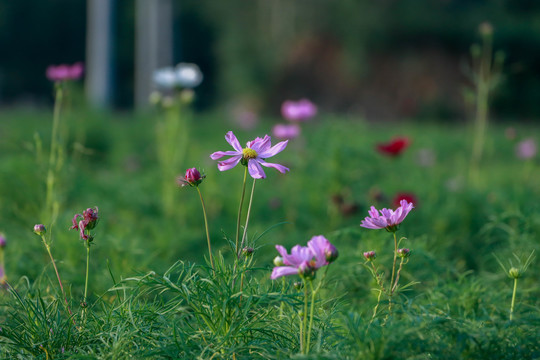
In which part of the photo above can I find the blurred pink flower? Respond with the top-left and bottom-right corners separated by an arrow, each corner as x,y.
281,99 -> 317,122
272,124 -> 301,140
46,62 -> 84,82
360,200 -> 414,232
515,138 -> 537,159
392,193 -> 417,208
271,235 -> 337,279
210,131 -> 289,179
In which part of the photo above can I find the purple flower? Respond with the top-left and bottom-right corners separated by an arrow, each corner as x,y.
46,62 -> 84,82
397,248 -> 411,258
272,124 -> 301,140
281,99 -> 317,122
360,200 -> 414,232
177,168 -> 205,187
210,131 -> 289,179
516,138 -> 537,159
363,251 -> 376,261
271,235 -> 337,280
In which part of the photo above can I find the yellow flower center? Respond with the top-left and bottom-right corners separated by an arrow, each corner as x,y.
242,148 -> 258,159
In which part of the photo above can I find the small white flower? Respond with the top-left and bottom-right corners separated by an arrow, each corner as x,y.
175,63 -> 203,88
153,67 -> 177,89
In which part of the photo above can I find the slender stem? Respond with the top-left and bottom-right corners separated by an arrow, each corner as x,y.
306,280 -> 316,354
391,258 -> 406,293
368,262 -> 386,327
390,232 -> 398,295
196,186 -> 214,270
40,235 -> 75,323
302,279 -> 309,354
45,84 -> 63,224
239,178 -> 256,253
82,238 -> 90,322
510,277 -> 518,321
235,167 -> 248,256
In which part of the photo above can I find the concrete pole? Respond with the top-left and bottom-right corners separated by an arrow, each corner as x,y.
135,0 -> 173,109
85,0 -> 114,108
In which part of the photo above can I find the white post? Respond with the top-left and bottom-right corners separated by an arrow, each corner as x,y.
85,0 -> 114,108
135,0 -> 173,109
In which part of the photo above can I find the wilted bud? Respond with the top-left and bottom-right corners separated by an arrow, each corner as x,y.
83,207 -> 99,230
508,267 -> 521,279
273,256 -> 284,267
397,248 -> 411,258
242,247 -> 254,257
33,224 -> 46,236
363,251 -> 376,261
0,233 -> 6,248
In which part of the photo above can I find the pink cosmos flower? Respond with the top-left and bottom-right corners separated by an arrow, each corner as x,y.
360,200 -> 414,232
281,99 -> 317,122
271,235 -> 337,280
210,131 -> 289,179
376,137 -> 410,157
272,124 -> 301,140
515,138 -> 537,159
46,62 -> 84,82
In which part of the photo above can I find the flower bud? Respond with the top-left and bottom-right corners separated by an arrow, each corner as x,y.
508,267 -> 521,279
33,224 -> 46,236
83,207 -> 99,230
273,256 -> 284,267
293,281 -> 303,290
298,260 -> 316,280
242,247 -> 254,257
397,248 -> 411,258
363,251 -> 376,261
0,233 -> 6,249
324,242 -> 339,263
178,168 -> 205,187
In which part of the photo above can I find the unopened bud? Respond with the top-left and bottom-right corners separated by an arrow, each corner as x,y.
298,260 -> 316,280
33,224 -> 46,236
293,281 -> 303,290
242,247 -> 254,256
397,248 -> 411,258
508,267 -> 521,279
363,251 -> 376,261
0,233 -> 6,248
324,243 -> 339,263
273,256 -> 284,267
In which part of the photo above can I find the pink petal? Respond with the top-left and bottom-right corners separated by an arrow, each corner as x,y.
251,135 -> 272,154
225,131 -> 243,152
247,159 -> 266,179
307,235 -> 328,268
210,150 -> 241,160
258,139 -> 288,158
271,266 -> 299,279
258,160 -> 289,174
217,156 -> 242,171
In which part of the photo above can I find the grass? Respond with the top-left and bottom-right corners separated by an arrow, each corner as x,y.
0,106 -> 539,358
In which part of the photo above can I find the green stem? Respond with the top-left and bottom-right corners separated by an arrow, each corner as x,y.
45,84 -> 63,224
302,279 -> 309,354
196,186 -> 214,270
40,235 -> 75,324
510,277 -> 518,321
82,238 -> 90,322
306,280 -> 317,354
235,167 -> 248,256
392,257 -> 406,293
239,178 -> 256,253
388,232 -> 398,318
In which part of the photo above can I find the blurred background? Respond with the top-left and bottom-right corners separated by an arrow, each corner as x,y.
1,0 -> 540,121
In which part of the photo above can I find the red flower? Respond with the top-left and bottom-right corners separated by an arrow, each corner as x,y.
392,193 -> 417,208
376,137 -> 410,157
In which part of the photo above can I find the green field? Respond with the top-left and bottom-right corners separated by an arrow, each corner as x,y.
1,107 -> 539,359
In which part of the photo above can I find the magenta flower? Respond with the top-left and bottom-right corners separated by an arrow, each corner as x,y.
360,199 -> 414,232
271,235 -> 336,280
177,168 -> 205,187
281,99 -> 317,122
33,224 -> 47,236
210,131 -> 289,179
46,62 -> 84,82
272,124 -> 301,140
